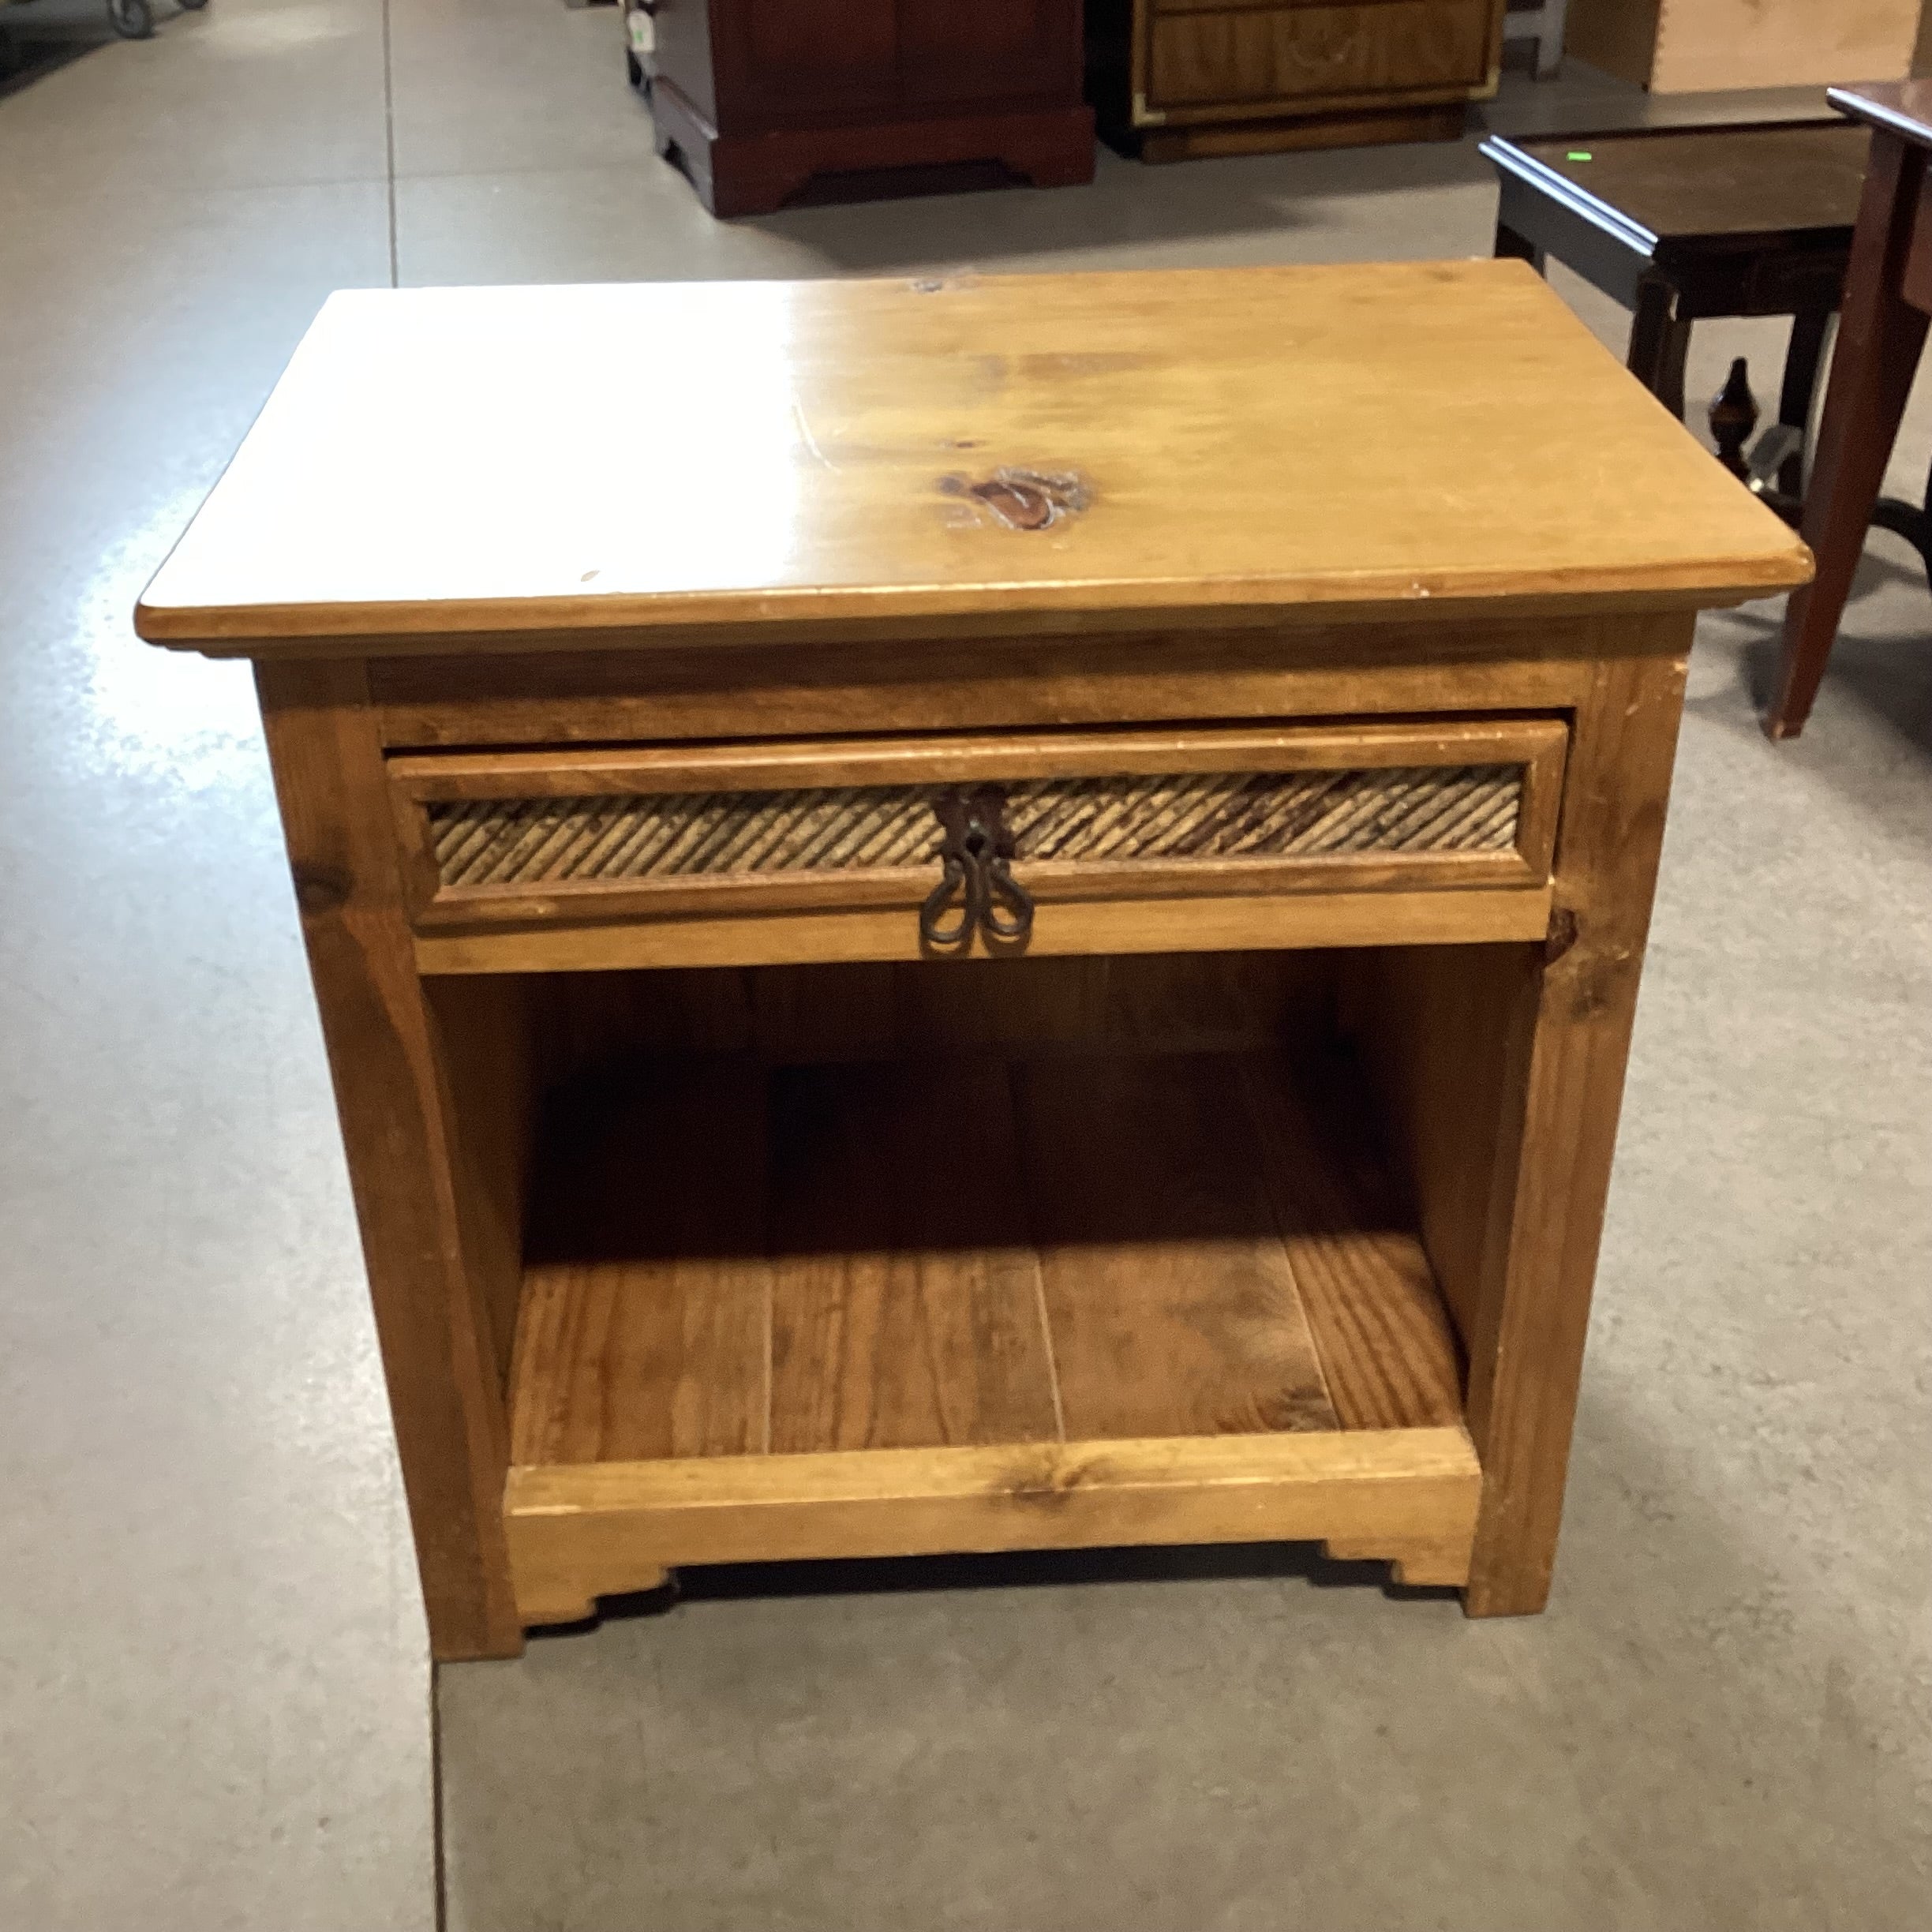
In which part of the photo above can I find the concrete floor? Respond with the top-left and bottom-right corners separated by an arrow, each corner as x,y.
0,6 -> 1926,1929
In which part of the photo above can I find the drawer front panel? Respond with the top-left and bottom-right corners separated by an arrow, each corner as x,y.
1147,2 -> 1495,112
391,719 -> 1566,969
431,762 -> 1523,893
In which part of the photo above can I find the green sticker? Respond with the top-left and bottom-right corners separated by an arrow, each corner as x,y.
1567,150 -> 1593,162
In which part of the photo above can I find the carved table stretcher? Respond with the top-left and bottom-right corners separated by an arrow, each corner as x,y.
137,265 -> 1809,1658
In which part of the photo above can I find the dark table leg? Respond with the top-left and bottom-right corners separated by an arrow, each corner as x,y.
1627,278 -> 1691,421
1496,218 -> 1546,275
1871,451 -> 1932,586
1777,307 -> 1833,500
1770,132 -> 1932,739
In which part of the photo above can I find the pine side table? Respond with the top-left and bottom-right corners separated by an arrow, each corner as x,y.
137,267 -> 1808,1660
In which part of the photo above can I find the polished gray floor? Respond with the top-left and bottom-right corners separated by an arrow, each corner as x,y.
0,7 -> 1926,1930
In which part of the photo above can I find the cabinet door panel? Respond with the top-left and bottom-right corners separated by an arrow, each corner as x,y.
714,0 -> 900,120
898,0 -> 1081,106
1149,0 -> 1494,112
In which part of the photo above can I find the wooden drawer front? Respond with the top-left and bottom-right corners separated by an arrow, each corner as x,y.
1148,1 -> 1495,111
391,721 -> 1563,969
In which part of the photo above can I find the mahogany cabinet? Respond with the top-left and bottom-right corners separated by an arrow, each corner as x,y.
645,0 -> 1095,216
1089,0 -> 1508,161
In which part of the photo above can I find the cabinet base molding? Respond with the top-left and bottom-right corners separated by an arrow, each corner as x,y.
1138,102 -> 1466,164
507,1433 -> 1483,1630
652,79 -> 1094,220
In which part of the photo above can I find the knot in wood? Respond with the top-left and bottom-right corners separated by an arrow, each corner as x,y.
939,466 -> 1091,531
293,866 -> 351,916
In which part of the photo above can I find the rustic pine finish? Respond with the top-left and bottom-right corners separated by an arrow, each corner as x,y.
139,265 -> 1808,1658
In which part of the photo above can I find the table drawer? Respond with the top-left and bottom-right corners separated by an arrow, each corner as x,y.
390,718 -> 1565,971
1147,0 -> 1496,113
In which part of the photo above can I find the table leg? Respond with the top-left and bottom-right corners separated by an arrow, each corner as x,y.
1458,640 -> 1692,1616
256,660 -> 526,1661
1627,279 -> 1690,421
1777,306 -> 1833,500
1496,219 -> 1546,276
1770,132 -> 1931,739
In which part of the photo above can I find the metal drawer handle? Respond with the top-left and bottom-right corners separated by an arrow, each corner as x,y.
919,784 -> 1035,951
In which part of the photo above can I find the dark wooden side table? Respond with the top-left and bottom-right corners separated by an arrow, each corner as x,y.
1481,124 -> 1866,490
1771,82 -> 1932,739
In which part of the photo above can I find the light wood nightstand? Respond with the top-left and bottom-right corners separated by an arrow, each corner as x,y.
137,264 -> 1809,1658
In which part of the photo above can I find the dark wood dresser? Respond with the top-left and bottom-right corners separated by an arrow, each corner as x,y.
1090,0 -> 1507,161
644,0 -> 1095,216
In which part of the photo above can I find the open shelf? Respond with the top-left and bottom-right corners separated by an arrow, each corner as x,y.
501,1041 -> 1482,1623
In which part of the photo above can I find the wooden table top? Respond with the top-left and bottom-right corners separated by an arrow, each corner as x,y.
1494,123 -> 1869,249
1831,80 -> 1932,150
136,264 -> 1810,653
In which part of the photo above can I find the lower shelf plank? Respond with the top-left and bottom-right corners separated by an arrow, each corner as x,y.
1016,1055 -> 1341,1436
504,1426 -> 1481,1627
768,1061 -> 1063,1451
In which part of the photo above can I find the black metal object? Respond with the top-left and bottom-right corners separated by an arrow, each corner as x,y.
1709,356 -> 1760,479
918,785 -> 1035,950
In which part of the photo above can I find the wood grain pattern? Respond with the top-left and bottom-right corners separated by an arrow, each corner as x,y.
253,660 -> 522,1661
411,882 -> 1555,975
1339,941 -> 1541,1351
1147,0 -> 1495,110
388,719 -> 1567,796
505,1428 -> 1483,1627
504,1043 -> 1467,1500
368,620 -> 1634,750
135,266 -> 1808,653
510,1061 -> 770,1466
1459,635 -> 1694,1616
526,953 -> 1341,1088
1241,1054 -> 1464,1429
767,1062 -> 1062,1451
1016,1055 -> 1341,1439
1657,0 -> 1914,95
425,975 -> 534,1388
1566,0 -> 1915,94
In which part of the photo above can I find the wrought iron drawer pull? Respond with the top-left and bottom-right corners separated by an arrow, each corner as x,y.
918,784 -> 1035,950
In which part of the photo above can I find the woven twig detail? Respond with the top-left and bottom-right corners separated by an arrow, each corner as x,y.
429,766 -> 1522,889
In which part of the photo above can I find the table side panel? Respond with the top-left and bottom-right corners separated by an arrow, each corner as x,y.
1461,633 -> 1694,1616
253,660 -> 524,1661
366,616 -> 1642,748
